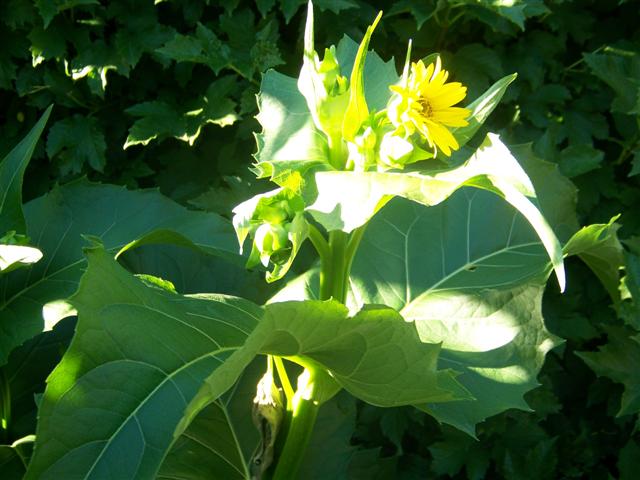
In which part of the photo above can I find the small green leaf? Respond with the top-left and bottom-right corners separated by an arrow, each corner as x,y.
35,0 -> 98,28
0,439 -> 32,480
46,114 -> 106,174
1,319 -> 74,441
156,23 -> 229,74
232,188 -> 308,282
563,216 -> 623,304
559,144 -> 605,178
513,144 -> 579,242
584,50 -> 640,115
0,244 -> 42,274
578,327 -> 640,416
450,73 -> 517,151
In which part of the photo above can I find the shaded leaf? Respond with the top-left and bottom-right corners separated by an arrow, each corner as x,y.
0,106 -> 51,234
156,23 -> 229,74
578,327 -> 640,416
0,439 -> 31,480
46,115 -> 106,174
559,144 -> 604,178
0,180 -> 239,365
35,0 -> 98,28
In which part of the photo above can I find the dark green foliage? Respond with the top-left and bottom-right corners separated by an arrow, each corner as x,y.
1,0 -> 639,478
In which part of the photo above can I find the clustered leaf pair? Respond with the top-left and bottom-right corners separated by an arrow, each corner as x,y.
234,1 -> 473,282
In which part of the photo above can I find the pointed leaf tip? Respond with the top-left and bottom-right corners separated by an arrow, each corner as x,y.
342,11 -> 383,141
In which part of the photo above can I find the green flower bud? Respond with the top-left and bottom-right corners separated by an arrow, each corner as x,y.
254,223 -> 289,267
347,125 -> 378,172
250,366 -> 285,478
378,132 -> 415,170
298,4 -> 350,146
233,188 -> 308,282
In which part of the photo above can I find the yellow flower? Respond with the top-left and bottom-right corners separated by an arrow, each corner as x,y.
388,57 -> 470,156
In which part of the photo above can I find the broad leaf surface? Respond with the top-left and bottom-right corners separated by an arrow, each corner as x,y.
0,105 -> 51,234
156,358 -> 264,480
25,246 -> 263,480
28,247 -> 468,478
308,134 -> 565,290
0,180 -> 239,365
349,192 -> 561,434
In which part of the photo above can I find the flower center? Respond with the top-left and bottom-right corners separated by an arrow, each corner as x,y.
419,97 -> 434,118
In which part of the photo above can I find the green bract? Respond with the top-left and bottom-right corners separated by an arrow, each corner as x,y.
233,188 -> 308,282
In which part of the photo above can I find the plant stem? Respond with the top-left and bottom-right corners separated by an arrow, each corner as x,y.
271,369 -> 321,480
270,225 -> 365,478
327,134 -> 347,170
307,223 -> 330,262
0,369 -> 10,443
328,231 -> 349,301
274,356 -> 295,402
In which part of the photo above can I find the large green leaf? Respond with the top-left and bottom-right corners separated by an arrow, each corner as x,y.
0,105 -> 51,234
254,69 -> 330,183
27,246 -> 467,479
25,246 -> 263,480
0,180 -> 239,365
349,192 -> 561,435
308,134 -> 565,290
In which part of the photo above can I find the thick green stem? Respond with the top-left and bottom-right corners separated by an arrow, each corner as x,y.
271,369 -> 321,480
327,231 -> 349,302
327,134 -> 347,170
270,225 -> 365,478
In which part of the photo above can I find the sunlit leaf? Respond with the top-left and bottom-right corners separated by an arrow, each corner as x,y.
349,192 -> 560,434
27,247 -> 467,478
308,134 -> 565,290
